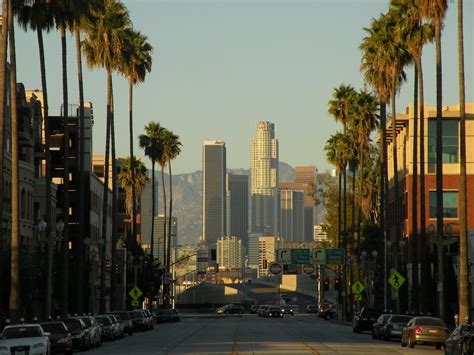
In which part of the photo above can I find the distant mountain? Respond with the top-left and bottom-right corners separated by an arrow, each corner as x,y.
155,162 -> 294,246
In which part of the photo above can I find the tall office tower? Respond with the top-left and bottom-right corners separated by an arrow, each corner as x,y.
202,140 -> 226,262
280,189 -> 304,241
217,236 -> 243,270
226,174 -> 249,251
280,165 -> 317,241
139,177 -> 159,247
251,122 -> 279,235
153,215 -> 178,265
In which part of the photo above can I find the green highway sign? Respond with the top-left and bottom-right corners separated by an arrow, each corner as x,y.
325,249 -> 345,265
291,249 -> 310,265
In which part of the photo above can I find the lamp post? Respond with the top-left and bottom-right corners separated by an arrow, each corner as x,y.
55,220 -> 64,316
84,237 -> 91,312
37,218 -> 52,319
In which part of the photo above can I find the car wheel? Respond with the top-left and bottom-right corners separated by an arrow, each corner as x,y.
408,335 -> 415,349
372,330 -> 376,339
401,336 -> 407,348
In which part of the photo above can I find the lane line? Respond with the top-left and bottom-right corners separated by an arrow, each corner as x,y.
230,318 -> 241,355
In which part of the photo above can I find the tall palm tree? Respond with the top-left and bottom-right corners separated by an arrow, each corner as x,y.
162,130 -> 182,290
0,0 -> 8,251
120,28 -> 152,245
139,122 -> 165,263
420,0 -> 448,320
8,0 -> 20,321
83,0 -> 130,311
457,0 -> 468,325
118,157 -> 149,226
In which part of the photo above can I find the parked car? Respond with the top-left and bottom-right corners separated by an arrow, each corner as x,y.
263,306 -> 284,318
257,305 -> 270,317
40,321 -> 73,355
142,309 -> 154,330
216,304 -> 244,315
401,316 -> 449,349
111,311 -> 133,336
306,305 -> 318,314
95,315 -> 115,341
73,316 -> 101,348
128,310 -> 148,331
249,305 -> 259,314
105,314 -> 124,339
63,318 -> 91,351
0,324 -> 51,355
156,309 -> 180,323
445,324 -> 471,355
372,314 -> 392,339
382,314 -> 413,341
281,305 -> 294,316
353,307 -> 383,333
319,305 -> 337,320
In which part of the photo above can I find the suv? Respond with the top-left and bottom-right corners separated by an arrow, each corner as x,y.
353,307 -> 383,333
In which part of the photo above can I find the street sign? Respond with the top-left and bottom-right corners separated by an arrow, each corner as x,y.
388,271 -> 406,289
131,300 -> 139,307
269,262 -> 282,275
354,294 -> 362,301
128,286 -> 143,300
291,249 -> 310,265
278,249 -> 291,265
352,281 -> 365,295
325,249 -> 345,265
311,249 -> 326,265
303,264 -> 316,275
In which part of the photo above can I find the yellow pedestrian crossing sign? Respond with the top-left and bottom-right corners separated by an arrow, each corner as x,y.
352,281 -> 365,295
354,294 -> 362,301
131,300 -> 139,307
388,271 -> 405,289
128,287 -> 143,300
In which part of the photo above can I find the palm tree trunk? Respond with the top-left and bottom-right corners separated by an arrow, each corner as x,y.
343,166 -> 348,318
167,161 -> 173,284
457,0 -> 469,325
110,74 -> 118,311
150,160 -> 155,260
434,19 -> 445,320
412,65 -> 419,313
0,0 -> 7,252
357,144 -> 364,280
100,70 -> 112,313
338,172 -> 342,249
8,0 -> 20,321
161,165 -> 167,301
75,27 -> 86,313
379,101 -> 388,310
129,80 -> 136,245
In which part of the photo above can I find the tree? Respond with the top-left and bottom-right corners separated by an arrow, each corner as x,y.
82,0 -> 130,311
120,28 -> 152,245
139,122 -> 165,264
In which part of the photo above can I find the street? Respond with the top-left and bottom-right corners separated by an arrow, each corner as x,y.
87,314 -> 442,354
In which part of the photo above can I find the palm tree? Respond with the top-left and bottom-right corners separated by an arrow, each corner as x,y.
82,0 -> 130,311
0,0 -> 8,248
118,157 -> 149,229
139,122 -> 165,263
162,130 -> 182,290
8,0 -> 20,321
457,0 -> 468,325
120,28 -> 152,245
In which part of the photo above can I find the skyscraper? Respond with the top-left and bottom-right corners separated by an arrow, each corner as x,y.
202,140 -> 226,261
251,122 -> 279,235
226,174 -> 249,250
217,236 -> 243,270
153,215 -> 177,265
280,189 -> 304,241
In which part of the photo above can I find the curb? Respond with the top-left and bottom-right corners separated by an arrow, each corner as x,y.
330,319 -> 352,326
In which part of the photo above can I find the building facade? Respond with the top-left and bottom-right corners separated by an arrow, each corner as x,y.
279,189 -> 304,241
226,174 -> 249,251
248,234 -> 279,277
139,176 -> 158,247
153,215 -> 178,265
217,236 -> 243,270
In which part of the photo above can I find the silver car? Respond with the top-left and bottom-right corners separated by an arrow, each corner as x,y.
108,315 -> 124,339
74,316 -> 102,348
0,324 -> 51,355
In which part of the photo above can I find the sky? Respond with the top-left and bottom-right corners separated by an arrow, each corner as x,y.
14,0 -> 474,175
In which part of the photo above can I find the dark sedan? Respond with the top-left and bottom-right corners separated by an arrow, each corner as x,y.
382,315 -> 413,341
128,310 -> 148,331
445,324 -> 471,355
401,316 -> 449,349
63,318 -> 90,351
306,305 -> 318,314
353,307 -> 383,333
372,314 -> 392,340
216,304 -> 244,315
111,311 -> 133,336
40,321 -> 73,355
155,309 -> 180,323
263,306 -> 283,318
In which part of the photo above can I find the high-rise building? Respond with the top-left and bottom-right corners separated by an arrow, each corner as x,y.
217,236 -> 242,270
202,140 -> 226,261
251,122 -> 279,235
248,235 -> 279,278
139,177 -> 159,247
280,189 -> 304,241
226,174 -> 249,251
153,215 -> 178,265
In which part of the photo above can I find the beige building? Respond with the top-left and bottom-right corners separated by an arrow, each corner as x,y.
248,234 -> 280,277
217,236 -> 242,270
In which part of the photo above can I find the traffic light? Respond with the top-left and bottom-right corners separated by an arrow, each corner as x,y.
323,279 -> 329,291
215,263 -> 219,273
334,278 -> 340,291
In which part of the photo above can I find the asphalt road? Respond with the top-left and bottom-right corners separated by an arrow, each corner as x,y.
87,315 -> 444,354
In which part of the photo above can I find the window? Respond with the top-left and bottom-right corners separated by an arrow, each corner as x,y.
20,189 -> 26,219
428,120 -> 459,172
429,191 -> 458,219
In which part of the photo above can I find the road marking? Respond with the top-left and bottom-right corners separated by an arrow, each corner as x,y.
230,319 -> 240,355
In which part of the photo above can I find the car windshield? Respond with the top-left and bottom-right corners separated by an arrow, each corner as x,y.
63,320 -> 81,331
269,307 -> 280,311
131,312 -> 144,319
96,317 -> 112,326
415,317 -> 446,327
114,312 -> 130,320
390,316 -> 412,324
362,309 -> 382,317
2,326 -> 42,339
40,323 -> 66,334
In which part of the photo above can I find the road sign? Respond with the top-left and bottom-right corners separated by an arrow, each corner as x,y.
388,271 -> 406,289
291,249 -> 310,265
303,264 -> 316,275
278,249 -> 291,265
269,262 -> 282,275
128,286 -> 143,300
354,294 -> 362,301
131,300 -> 139,307
311,249 -> 326,265
325,249 -> 345,265
352,281 -> 365,295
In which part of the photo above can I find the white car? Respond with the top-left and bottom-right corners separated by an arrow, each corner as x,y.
0,324 -> 51,355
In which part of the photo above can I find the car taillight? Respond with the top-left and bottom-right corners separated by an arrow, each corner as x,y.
414,327 -> 422,334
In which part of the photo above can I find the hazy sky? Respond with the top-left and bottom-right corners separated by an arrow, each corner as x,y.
15,0 -> 474,174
